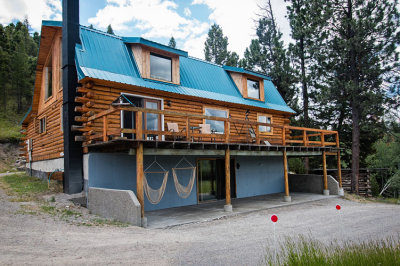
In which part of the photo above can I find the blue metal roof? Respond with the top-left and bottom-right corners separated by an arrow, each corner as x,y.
223,65 -> 271,80
57,22 -> 294,113
123,37 -> 188,57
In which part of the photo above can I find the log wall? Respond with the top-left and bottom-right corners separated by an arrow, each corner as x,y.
74,82 -> 292,150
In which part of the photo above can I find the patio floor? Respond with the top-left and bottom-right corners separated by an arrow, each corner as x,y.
146,192 -> 340,228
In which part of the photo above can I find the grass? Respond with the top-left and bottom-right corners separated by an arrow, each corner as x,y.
344,192 -> 400,205
0,116 -> 22,143
266,237 -> 400,266
0,173 -> 62,201
81,218 -> 129,227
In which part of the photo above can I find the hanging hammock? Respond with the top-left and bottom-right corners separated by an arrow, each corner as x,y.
143,158 -> 169,204
172,157 -> 196,199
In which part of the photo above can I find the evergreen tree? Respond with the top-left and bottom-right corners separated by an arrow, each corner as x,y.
225,52 -> 239,67
0,21 -> 38,115
168,36 -> 176,48
244,0 -> 297,109
316,0 -> 400,193
89,24 -> 94,29
204,24 -> 230,65
106,24 -> 114,35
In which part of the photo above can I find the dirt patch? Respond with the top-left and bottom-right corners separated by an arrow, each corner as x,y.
0,143 -> 21,173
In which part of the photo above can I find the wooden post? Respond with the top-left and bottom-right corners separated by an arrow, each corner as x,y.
322,150 -> 329,195
255,122 -> 260,144
320,132 -> 325,147
136,111 -> 143,140
283,149 -> 291,202
303,130 -> 308,146
136,142 -> 144,219
224,148 -> 232,211
282,126 -> 286,146
224,121 -> 230,143
337,151 -> 342,188
186,117 -> 190,141
102,115 -> 108,142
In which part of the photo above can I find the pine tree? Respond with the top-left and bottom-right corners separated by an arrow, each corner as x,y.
106,24 -> 114,35
168,37 -> 176,48
225,52 -> 239,67
244,0 -> 297,109
316,0 -> 400,193
204,24 -> 230,65
89,24 -> 94,29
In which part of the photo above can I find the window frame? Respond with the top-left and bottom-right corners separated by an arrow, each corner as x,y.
246,78 -> 261,100
149,52 -> 173,82
39,116 -> 47,134
257,113 -> 273,135
44,52 -> 53,101
203,106 -> 229,134
119,93 -> 165,140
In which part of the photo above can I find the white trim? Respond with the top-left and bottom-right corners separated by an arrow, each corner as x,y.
119,93 -> 165,140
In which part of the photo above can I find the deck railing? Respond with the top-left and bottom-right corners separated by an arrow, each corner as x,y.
74,105 -> 339,148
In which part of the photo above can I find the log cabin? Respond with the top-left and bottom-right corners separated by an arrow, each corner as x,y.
21,2 -> 343,225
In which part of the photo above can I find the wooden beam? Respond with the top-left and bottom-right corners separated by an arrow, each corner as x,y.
283,149 -> 289,197
136,111 -> 143,140
136,142 -> 144,219
322,151 -> 328,190
103,115 -> 108,142
282,127 -> 286,146
225,148 -> 231,206
337,151 -> 342,188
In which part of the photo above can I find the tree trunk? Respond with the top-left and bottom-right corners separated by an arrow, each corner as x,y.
351,99 -> 360,194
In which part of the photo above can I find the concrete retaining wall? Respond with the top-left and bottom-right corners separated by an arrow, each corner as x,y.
289,174 -> 339,195
25,158 -> 64,180
88,187 -> 141,226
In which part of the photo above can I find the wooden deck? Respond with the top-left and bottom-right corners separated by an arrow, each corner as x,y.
74,104 -> 341,151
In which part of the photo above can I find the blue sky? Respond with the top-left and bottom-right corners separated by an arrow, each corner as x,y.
0,0 -> 291,59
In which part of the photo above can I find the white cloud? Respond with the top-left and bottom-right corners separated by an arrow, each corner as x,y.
88,0 -> 209,41
191,0 -> 292,57
0,0 -> 61,31
184,7 -> 192,17
183,33 -> 207,59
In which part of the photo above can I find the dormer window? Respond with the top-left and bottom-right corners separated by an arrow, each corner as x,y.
247,78 -> 260,99
150,53 -> 172,82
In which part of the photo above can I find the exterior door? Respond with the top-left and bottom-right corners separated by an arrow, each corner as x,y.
197,158 -> 236,202
143,99 -> 161,140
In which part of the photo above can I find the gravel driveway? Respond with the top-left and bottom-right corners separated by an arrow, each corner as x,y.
0,186 -> 399,265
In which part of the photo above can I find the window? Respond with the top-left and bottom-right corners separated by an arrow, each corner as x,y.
39,117 -> 46,134
150,53 -> 172,82
204,107 -> 228,134
120,94 -> 162,140
247,78 -> 260,99
258,114 -> 272,133
45,54 -> 53,100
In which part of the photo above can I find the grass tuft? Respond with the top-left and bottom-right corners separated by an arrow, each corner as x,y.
266,236 -> 400,266
0,173 -> 62,201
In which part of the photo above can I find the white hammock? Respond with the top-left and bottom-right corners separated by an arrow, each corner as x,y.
143,159 -> 169,204
172,157 -> 196,199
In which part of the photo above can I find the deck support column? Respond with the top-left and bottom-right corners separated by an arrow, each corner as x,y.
283,149 -> 291,202
322,151 -> 329,196
337,151 -> 344,196
136,142 -> 146,226
224,147 -> 232,212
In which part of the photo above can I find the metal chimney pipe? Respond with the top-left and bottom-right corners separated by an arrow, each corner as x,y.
62,0 -> 83,194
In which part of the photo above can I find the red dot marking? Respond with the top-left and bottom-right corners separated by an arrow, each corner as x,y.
271,215 -> 278,223
336,205 -> 341,210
